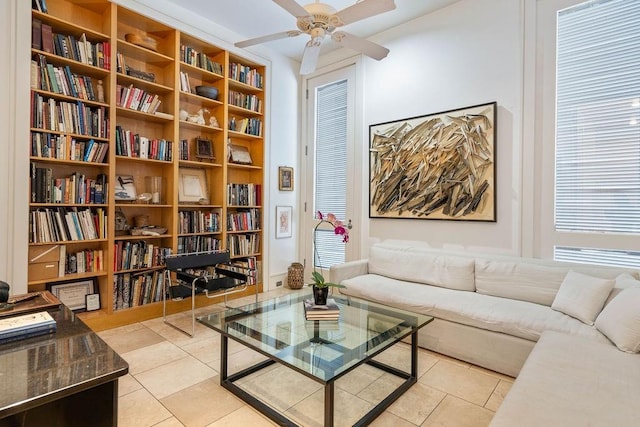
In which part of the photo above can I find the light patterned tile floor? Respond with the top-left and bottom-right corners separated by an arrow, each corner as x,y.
100,289 -> 513,427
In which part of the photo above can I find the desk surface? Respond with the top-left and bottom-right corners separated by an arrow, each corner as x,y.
0,305 -> 129,418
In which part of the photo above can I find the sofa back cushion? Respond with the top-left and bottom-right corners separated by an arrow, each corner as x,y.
475,259 -> 570,306
368,244 -> 475,291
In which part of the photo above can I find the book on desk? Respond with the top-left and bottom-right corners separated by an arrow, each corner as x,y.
0,311 -> 57,344
303,298 -> 340,320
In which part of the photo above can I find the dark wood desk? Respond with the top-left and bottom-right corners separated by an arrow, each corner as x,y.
0,305 -> 129,427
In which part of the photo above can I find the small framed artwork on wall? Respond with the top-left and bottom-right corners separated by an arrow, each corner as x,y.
276,205 -> 292,239
279,166 -> 293,191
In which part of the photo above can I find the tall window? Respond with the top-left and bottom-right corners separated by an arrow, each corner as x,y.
554,0 -> 640,267
314,79 -> 348,268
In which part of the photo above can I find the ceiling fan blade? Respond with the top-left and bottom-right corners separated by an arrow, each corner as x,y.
235,30 -> 302,48
300,39 -> 322,75
332,31 -> 389,60
334,0 -> 396,26
273,0 -> 312,19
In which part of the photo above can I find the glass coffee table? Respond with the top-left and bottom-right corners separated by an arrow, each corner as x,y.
197,292 -> 433,426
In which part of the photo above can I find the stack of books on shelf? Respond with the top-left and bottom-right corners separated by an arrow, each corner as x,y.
303,298 -> 340,321
0,311 -> 57,344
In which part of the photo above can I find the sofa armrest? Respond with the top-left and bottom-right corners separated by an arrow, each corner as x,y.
330,259 -> 369,284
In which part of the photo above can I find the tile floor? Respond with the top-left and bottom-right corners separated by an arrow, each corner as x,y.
98,288 -> 513,427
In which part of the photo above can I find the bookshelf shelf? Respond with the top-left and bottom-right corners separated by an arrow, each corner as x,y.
28,0 -> 265,330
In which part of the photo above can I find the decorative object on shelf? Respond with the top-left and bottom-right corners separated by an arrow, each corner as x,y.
195,85 -> 219,100
49,278 -> 96,311
278,166 -> 293,191
309,211 -> 348,305
126,67 -> 156,83
114,207 -> 130,236
196,138 -> 215,160
228,144 -> 252,164
178,168 -> 209,204
114,175 -> 137,201
145,176 -> 163,204
287,262 -> 304,289
234,0 -> 395,75
85,293 -> 101,311
184,108 -> 210,125
130,226 -> 167,236
369,102 -> 497,222
276,206 -> 292,239
209,116 -> 219,128
97,80 -> 105,103
125,32 -> 158,51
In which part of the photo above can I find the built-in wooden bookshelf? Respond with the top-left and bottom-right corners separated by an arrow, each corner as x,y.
29,0 -> 265,330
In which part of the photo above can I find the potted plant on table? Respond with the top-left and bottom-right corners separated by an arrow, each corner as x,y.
309,211 -> 348,305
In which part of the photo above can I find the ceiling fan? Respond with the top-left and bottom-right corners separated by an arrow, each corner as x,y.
235,0 -> 396,75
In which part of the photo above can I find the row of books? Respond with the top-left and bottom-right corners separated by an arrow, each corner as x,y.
228,90 -> 262,113
29,207 -> 106,244
114,126 -> 173,161
31,132 -> 108,163
0,311 -> 57,344
31,165 -> 107,204
177,236 -> 221,254
32,0 -> 49,13
303,298 -> 340,321
229,62 -> 263,89
227,233 -> 260,257
178,210 -> 220,234
32,54 -> 101,102
113,270 -> 166,310
32,18 -> 110,70
229,117 -> 262,137
180,45 -> 224,75
115,84 -> 162,114
227,209 -> 261,232
63,248 -> 104,275
227,183 -> 262,206
179,71 -> 192,93
228,256 -> 258,285
31,92 -> 110,138
113,241 -> 171,272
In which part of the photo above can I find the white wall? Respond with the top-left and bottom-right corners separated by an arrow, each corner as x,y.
322,0 -> 525,256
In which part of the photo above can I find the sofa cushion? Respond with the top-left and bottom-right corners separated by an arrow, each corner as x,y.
490,331 -> 640,427
604,273 -> 640,306
368,244 -> 475,291
551,270 -> 614,325
475,259 -> 569,306
340,274 -> 610,344
595,287 -> 640,353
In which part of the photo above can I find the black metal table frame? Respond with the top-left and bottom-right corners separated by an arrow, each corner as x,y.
218,327 -> 421,427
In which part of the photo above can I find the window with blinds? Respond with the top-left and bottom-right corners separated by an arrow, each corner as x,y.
314,79 -> 348,269
554,0 -> 640,266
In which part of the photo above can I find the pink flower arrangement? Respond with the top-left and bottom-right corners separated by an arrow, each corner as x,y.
316,211 -> 349,243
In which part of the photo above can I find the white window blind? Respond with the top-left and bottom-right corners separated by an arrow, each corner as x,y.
554,0 -> 640,266
314,80 -> 348,269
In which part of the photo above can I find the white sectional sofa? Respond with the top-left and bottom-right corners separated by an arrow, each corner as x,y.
331,241 -> 640,425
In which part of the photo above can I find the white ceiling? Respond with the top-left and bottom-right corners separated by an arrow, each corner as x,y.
165,0 -> 461,60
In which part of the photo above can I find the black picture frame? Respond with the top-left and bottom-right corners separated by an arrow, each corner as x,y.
195,137 -> 215,160
369,102 -> 497,221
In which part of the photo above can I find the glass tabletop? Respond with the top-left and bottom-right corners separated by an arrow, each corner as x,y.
197,292 -> 433,382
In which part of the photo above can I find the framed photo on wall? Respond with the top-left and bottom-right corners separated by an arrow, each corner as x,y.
279,166 -> 293,191
276,205 -> 292,239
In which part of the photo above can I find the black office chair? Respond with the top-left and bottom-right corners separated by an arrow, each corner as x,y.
163,250 -> 255,336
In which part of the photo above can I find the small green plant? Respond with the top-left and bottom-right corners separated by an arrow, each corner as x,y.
309,271 -> 346,290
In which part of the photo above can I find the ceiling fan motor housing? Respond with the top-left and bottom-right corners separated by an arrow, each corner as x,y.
297,2 -> 342,34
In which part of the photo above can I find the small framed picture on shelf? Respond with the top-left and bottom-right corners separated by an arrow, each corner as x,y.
85,293 -> 101,311
178,168 -> 209,204
276,205 -> 292,239
49,279 -> 96,311
279,166 -> 293,191
195,137 -> 215,160
228,144 -> 252,164
114,175 -> 137,201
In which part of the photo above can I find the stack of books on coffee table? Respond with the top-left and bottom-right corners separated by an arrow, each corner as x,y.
303,298 -> 340,320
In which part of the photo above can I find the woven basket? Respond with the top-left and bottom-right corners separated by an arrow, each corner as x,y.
287,263 -> 305,289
